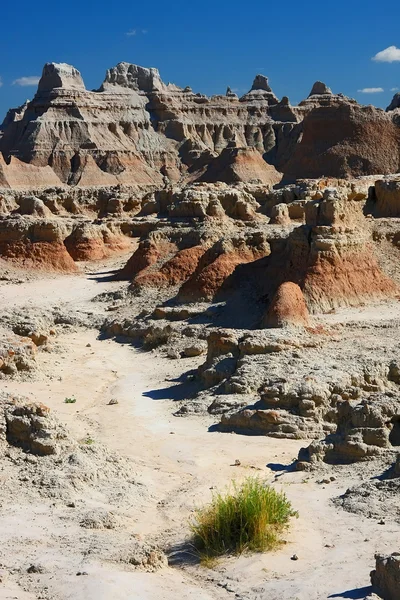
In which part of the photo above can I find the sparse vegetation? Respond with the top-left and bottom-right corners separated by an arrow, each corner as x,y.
81,437 -> 95,445
190,477 -> 297,561
64,396 -> 77,404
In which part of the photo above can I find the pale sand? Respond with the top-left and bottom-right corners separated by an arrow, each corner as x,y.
0,258 -> 398,600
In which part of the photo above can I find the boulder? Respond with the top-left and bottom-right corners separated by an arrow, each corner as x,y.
371,553 -> 400,600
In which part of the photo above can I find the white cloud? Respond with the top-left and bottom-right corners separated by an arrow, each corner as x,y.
126,28 -> 148,36
391,87 -> 399,92
0,76 -> 3,88
372,46 -> 400,63
357,87 -> 384,93
12,76 -> 40,87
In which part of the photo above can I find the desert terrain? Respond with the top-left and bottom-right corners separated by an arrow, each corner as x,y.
0,61 -> 400,600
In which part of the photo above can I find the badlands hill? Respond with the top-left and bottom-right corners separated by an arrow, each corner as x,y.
1,61 -> 400,188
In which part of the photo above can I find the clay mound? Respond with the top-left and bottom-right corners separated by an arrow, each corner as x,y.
0,240 -> 77,272
283,102 -> 400,180
302,246 -> 397,312
197,146 -> 282,185
264,282 -> 309,328
178,240 -> 270,302
64,223 -> 131,261
70,154 -> 164,188
0,155 -> 62,190
133,245 -> 206,289
119,240 -> 177,280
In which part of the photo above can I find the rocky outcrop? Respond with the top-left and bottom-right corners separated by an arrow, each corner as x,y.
374,177 -> 400,217
283,101 -> 400,180
0,332 -> 37,377
298,395 -> 400,465
0,393 -> 68,455
1,60 -> 399,188
263,185 -> 397,313
4,402 -> 63,455
371,553 -> 400,600
308,81 -> 332,97
387,92 -> 400,112
195,145 -> 282,185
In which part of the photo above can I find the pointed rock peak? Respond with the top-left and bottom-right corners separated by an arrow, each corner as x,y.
279,96 -> 290,106
101,62 -> 166,93
251,74 -> 272,92
226,86 -> 238,98
308,81 -> 332,97
387,92 -> 400,111
38,63 -> 85,93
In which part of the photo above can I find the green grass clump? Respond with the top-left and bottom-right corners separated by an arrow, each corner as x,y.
64,396 -> 77,404
190,477 -> 297,560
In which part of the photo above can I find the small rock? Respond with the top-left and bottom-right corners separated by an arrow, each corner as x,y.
291,554 -> 299,561
86,343 -> 91,348
174,405 -> 188,417
0,569 -> 8,583
183,344 -> 206,358
234,459 -> 241,466
27,564 -> 45,574
76,571 -> 89,576
108,398 -> 118,405
378,519 -> 385,525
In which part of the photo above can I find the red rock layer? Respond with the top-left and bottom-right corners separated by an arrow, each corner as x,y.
0,241 -> 77,272
302,247 -> 397,310
264,282 -> 310,327
178,246 -> 269,302
64,232 -> 132,261
133,245 -> 206,288
119,241 -> 177,280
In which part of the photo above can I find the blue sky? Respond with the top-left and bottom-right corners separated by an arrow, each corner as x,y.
1,0 -> 399,121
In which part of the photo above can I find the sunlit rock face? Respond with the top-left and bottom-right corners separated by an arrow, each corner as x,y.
1,61 -> 399,188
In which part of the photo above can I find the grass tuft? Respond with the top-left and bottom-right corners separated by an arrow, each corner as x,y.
64,396 -> 77,404
190,476 -> 297,561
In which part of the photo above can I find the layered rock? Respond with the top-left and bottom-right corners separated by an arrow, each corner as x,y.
1,60 -> 399,188
283,101 -> 400,180
371,553 -> 400,600
261,185 -> 397,313
387,92 -> 400,112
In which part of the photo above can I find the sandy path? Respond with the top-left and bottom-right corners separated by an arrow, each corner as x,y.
1,265 -> 399,600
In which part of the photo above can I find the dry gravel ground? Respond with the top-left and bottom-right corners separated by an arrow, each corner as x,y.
0,255 -> 399,600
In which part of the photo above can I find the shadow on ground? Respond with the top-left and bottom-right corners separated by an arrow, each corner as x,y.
167,541 -> 201,566
328,585 -> 374,599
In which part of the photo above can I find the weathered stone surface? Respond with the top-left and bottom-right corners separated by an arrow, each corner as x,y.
371,553 -> 400,600
387,92 -> 400,112
308,81 -> 332,97
375,178 -> 400,217
1,397 -> 65,455
1,59 -> 399,189
263,282 -> 310,328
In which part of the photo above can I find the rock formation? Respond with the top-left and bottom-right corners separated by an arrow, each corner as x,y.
387,92 -> 400,112
263,282 -> 310,328
371,553 -> 400,599
1,60 -> 400,189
